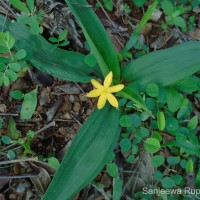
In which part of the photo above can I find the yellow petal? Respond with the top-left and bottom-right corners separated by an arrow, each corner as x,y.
107,93 -> 119,108
87,89 -> 101,97
107,84 -> 124,93
104,71 -> 113,88
91,79 -> 104,89
97,92 -> 107,109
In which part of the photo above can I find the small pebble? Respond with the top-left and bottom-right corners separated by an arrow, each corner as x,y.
73,102 -> 81,113
60,112 -> 72,120
69,95 -> 75,103
86,109 -> 93,115
0,104 -> 7,113
9,194 -> 17,199
73,123 -> 80,131
150,9 -> 162,22
79,93 -> 87,102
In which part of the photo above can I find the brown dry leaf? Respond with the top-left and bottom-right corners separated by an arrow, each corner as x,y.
141,23 -> 152,36
109,33 -> 123,52
30,167 -> 51,195
126,151 -> 154,196
39,87 -> 51,106
188,28 -> 200,40
0,194 -> 5,200
150,30 -> 172,49
46,98 -> 64,122
54,83 -> 81,94
0,169 -> 9,190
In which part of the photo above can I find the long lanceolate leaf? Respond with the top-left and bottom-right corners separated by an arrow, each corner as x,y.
121,1 -> 158,54
0,14 -> 94,83
43,104 -> 121,200
122,41 -> 200,91
65,0 -> 120,79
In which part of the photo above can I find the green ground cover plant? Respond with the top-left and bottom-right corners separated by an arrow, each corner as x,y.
0,0 -> 200,199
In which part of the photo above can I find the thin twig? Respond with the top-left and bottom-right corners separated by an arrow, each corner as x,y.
70,112 -> 82,126
92,184 -> 110,200
122,150 -> 145,194
0,0 -> 17,19
0,174 -> 39,179
0,157 -> 38,165
35,121 -> 56,135
0,113 -> 18,116
96,0 -> 124,41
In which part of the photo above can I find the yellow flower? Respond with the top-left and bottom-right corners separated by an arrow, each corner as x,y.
87,72 -> 124,109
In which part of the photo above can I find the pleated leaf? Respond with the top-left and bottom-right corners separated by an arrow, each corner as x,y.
43,104 -> 121,200
65,0 -> 120,78
122,42 -> 200,91
0,14 -> 94,83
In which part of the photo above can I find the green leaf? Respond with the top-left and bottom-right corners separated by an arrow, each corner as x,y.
58,29 -> 68,42
175,76 -> 200,94
48,157 -> 60,170
119,138 -> 132,152
49,37 -> 58,43
26,0 -> 34,12
162,141 -> 200,156
0,72 -> 3,86
157,111 -> 165,131
126,154 -> 135,163
0,15 -> 95,83
3,75 -> 10,86
8,63 -> 21,72
84,53 -> 97,67
7,150 -> 16,160
29,15 -> 40,35
161,0 -> 174,15
162,177 -> 175,189
14,49 -> 26,60
103,0 -> 113,11
119,115 -> 131,127
174,16 -> 186,29
8,117 -> 21,139
0,32 -> 15,53
144,138 -> 161,153
107,163 -> 118,177
10,90 -> 24,99
130,114 -> 141,127
146,83 -> 159,97
122,42 -> 200,91
166,117 -> 179,132
132,0 -> 147,7
43,105 -> 121,200
166,88 -> 183,112
154,170 -> 163,181
173,175 -> 182,185
122,1 -> 158,53
151,155 -> 165,167
167,156 -> 180,165
152,131 -> 162,142
118,86 -> 150,113
20,87 -> 38,120
65,0 -> 120,78
0,63 -> 6,71
187,116 -> 198,130
1,135 -> 12,145
9,0 -> 30,13
186,159 -> 194,173
6,69 -> 18,82
113,176 -> 122,200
